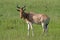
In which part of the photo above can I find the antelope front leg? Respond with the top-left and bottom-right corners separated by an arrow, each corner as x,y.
27,23 -> 30,36
27,22 -> 34,36
30,23 -> 34,36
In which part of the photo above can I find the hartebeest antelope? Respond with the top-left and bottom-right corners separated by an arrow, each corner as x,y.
17,5 -> 50,36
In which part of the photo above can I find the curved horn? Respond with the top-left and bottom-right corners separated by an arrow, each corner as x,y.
17,5 -> 20,8
22,5 -> 26,11
22,5 -> 26,8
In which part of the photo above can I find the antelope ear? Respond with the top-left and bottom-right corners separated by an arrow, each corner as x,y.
17,10 -> 20,11
16,8 -> 20,11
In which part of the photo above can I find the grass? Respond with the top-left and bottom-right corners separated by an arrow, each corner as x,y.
0,0 -> 60,40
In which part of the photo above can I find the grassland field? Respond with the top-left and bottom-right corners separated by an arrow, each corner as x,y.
0,0 -> 60,40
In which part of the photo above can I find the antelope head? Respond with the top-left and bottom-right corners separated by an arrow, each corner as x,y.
17,5 -> 26,18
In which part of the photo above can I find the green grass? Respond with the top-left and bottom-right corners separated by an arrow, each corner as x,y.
0,0 -> 60,40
